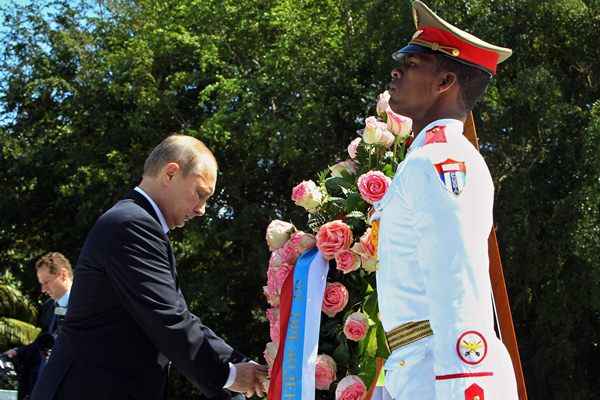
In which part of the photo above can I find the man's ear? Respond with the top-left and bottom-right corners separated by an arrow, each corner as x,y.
438,72 -> 457,94
162,162 -> 180,184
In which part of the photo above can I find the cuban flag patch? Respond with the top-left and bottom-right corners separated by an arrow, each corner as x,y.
434,159 -> 467,195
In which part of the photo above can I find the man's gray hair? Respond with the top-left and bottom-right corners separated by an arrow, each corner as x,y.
143,134 -> 216,177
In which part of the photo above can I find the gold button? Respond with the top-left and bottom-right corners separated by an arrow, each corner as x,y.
452,49 -> 460,56
431,42 -> 440,51
473,396 -> 480,400
398,360 -> 406,367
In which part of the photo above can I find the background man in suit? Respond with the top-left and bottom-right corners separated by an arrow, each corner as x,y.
31,135 -> 266,400
35,253 -> 73,337
4,252 -> 73,400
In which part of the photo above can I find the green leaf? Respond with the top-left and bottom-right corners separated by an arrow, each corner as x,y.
345,192 -> 366,213
363,291 -> 378,320
0,317 -> 41,349
375,320 -> 391,359
346,210 -> 365,219
0,284 -> 38,324
365,325 -> 378,358
325,176 -> 354,197
382,163 -> 395,178
357,355 -> 378,390
333,340 -> 351,366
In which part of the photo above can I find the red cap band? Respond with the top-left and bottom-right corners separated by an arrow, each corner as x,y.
411,26 -> 499,74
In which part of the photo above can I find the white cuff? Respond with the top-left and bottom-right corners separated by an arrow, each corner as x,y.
223,362 -> 236,388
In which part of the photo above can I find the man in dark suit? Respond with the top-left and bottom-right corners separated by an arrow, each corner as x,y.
35,253 -> 73,338
31,135 -> 266,400
5,252 -> 73,400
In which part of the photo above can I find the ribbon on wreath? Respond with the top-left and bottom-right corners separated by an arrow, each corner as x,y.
268,248 -> 328,400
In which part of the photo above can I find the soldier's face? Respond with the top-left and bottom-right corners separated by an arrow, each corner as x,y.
388,53 -> 439,118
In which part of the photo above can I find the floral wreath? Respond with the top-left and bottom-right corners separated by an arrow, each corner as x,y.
263,91 -> 412,399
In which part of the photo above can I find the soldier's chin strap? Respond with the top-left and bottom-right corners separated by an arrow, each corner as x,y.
463,112 -> 528,400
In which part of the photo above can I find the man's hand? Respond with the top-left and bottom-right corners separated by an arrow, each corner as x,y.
3,348 -> 17,358
228,362 -> 269,398
249,364 -> 268,398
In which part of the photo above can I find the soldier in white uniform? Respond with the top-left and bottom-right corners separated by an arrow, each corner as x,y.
373,2 -> 519,399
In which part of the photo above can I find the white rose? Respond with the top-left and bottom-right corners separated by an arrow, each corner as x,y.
266,220 -> 296,251
376,91 -> 390,117
386,108 -> 412,141
329,160 -> 359,177
363,116 -> 395,148
291,180 -> 323,212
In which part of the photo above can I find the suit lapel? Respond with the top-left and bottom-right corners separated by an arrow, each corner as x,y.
123,189 -> 179,289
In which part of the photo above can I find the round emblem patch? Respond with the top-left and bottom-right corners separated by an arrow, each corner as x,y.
456,331 -> 488,365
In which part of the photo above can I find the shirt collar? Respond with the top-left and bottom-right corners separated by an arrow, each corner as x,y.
407,118 -> 464,153
56,290 -> 70,307
134,186 -> 170,234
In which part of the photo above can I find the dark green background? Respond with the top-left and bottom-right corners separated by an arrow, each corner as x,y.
1,0 -> 598,398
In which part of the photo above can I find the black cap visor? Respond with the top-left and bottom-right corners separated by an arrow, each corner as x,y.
392,44 -> 433,60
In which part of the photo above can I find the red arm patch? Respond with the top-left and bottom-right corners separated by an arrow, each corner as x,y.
465,383 -> 484,400
424,125 -> 447,145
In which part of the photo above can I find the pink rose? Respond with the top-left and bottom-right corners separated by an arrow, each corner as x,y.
291,180 -> 323,212
343,312 -> 369,341
266,307 -> 280,342
322,282 -> 349,317
286,231 -> 316,255
334,249 -> 360,274
358,228 -> 377,258
347,137 -> 361,159
351,230 -> 378,273
279,242 -> 300,265
335,375 -> 367,400
315,354 -> 337,390
266,220 -> 296,251
363,116 -> 394,148
316,220 -> 353,260
263,285 -> 279,307
386,109 -> 412,141
357,170 -> 391,204
376,91 -> 390,117
263,341 -> 278,371
267,262 -> 294,295
268,249 -> 285,270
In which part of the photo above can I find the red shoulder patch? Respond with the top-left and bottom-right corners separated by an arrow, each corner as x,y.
424,125 -> 447,145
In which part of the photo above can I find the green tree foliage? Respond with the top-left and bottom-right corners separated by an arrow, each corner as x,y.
1,0 -> 599,398
0,276 -> 40,349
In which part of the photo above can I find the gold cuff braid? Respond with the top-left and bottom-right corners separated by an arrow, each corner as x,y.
385,320 -> 433,352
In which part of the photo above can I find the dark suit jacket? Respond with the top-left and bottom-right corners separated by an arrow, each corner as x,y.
38,299 -> 56,334
13,299 -> 61,399
31,190 -> 245,400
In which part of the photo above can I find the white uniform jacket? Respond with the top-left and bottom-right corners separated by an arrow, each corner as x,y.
374,119 -> 518,399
